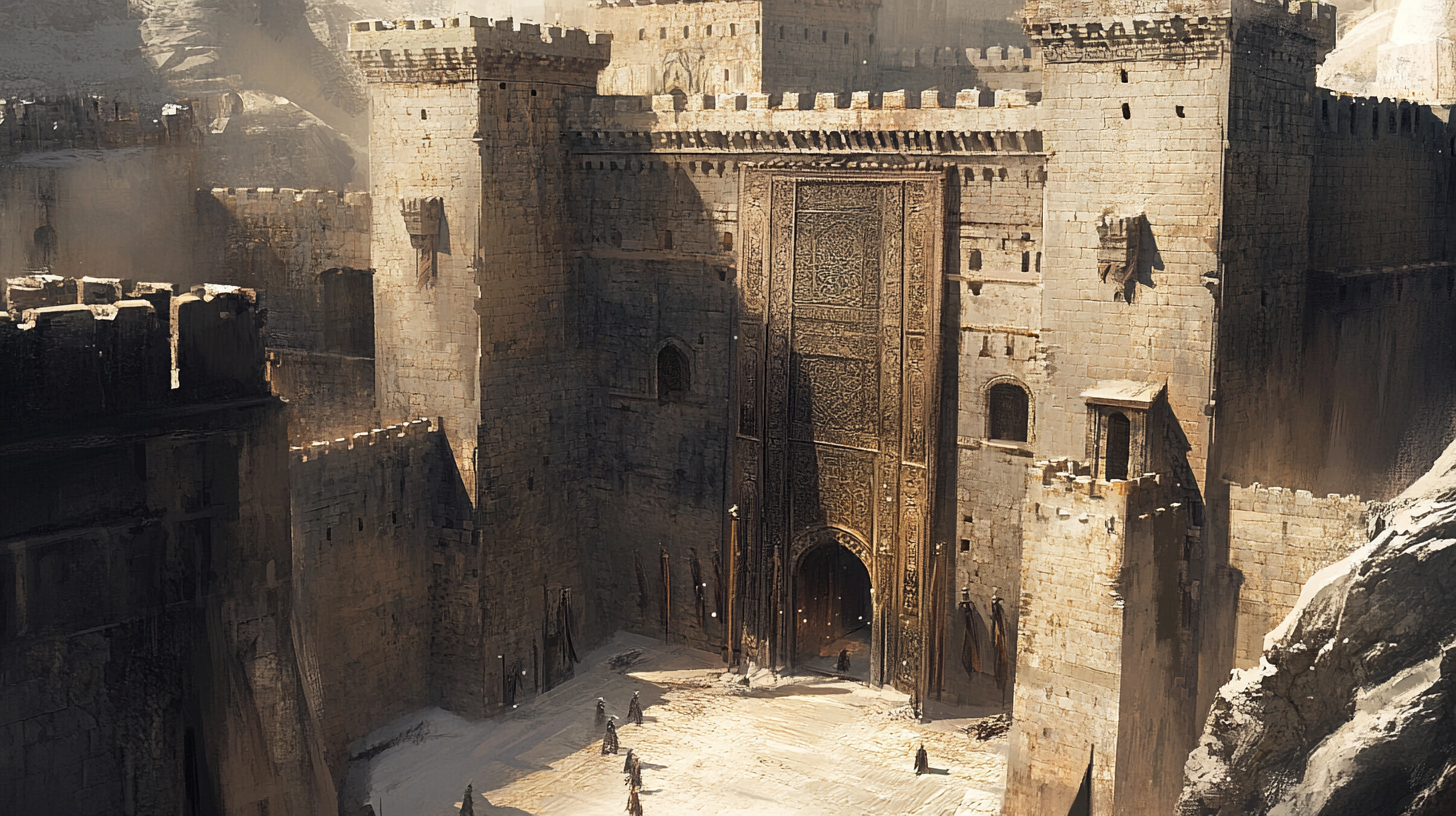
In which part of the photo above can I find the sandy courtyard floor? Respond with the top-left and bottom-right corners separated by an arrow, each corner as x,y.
359,633 -> 1008,816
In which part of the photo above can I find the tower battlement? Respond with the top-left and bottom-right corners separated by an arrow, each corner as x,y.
1,278 -> 268,428
1025,0 -> 1334,60
348,15 -> 611,80
566,88 -> 1042,138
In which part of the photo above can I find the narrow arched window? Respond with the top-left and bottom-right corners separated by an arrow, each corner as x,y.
1105,412 -> 1131,480
658,346 -> 689,401
30,224 -> 58,268
987,383 -> 1029,442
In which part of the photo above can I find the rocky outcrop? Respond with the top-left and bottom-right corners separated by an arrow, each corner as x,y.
1178,441 -> 1456,815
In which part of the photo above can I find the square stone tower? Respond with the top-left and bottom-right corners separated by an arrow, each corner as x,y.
1009,0 -> 1336,813
349,17 -> 611,501
349,17 -> 612,711
588,0 -> 879,95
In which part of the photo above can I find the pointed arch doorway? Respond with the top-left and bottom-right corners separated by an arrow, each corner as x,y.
792,529 -> 876,683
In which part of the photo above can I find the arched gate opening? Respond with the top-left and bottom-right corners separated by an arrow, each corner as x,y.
794,541 -> 873,681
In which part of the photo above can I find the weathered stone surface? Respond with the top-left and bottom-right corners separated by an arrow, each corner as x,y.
1179,438 -> 1456,816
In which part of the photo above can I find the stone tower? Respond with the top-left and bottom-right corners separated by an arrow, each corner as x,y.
1005,0 -> 1335,813
588,0 -> 879,96
349,18 -> 612,713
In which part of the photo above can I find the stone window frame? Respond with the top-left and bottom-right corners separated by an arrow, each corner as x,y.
1081,380 -> 1165,482
981,375 -> 1034,449
654,337 -> 695,402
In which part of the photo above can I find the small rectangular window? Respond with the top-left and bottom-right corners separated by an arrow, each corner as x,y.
659,27 -> 666,39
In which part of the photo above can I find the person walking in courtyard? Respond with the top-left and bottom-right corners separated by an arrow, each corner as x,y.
596,697 -> 607,728
627,783 -> 644,816
602,716 -> 620,755
914,744 -> 929,775
627,751 -> 643,790
627,690 -> 644,725
835,649 -> 851,674
623,748 -> 636,774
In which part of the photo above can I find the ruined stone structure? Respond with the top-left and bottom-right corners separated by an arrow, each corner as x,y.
6,0 -> 1456,813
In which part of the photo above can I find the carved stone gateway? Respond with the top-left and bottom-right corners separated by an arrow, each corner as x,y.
730,168 -> 945,695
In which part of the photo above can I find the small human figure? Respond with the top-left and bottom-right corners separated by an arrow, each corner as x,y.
602,717 -> 620,755
627,752 -> 643,790
835,649 -> 851,673
627,690 -> 644,725
623,748 -> 636,774
595,697 -> 607,728
914,744 -> 929,776
626,783 -> 644,816
460,782 -> 476,816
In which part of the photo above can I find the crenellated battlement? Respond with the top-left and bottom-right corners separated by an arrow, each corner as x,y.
1311,90 -> 1455,145
348,15 -> 611,81
0,95 -> 195,157
1026,458 -> 1187,540
291,417 -> 436,464
1228,481 -> 1363,511
880,45 -> 1039,72
1,277 -> 269,428
1026,1 -> 1333,62
209,186 -> 371,211
1033,457 -> 1165,496
566,89 -> 1043,148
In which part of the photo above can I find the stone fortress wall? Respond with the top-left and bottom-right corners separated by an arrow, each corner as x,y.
1226,482 -> 1368,669
199,187 -> 377,445
1007,460 -> 1191,816
290,418 -> 476,786
7,0 -> 1456,813
349,13 -> 613,723
337,8 -> 1456,811
589,0 -> 879,96
0,279 -> 332,816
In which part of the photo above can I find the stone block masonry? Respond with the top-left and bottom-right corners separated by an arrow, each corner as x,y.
291,418 -> 474,782
350,15 -> 610,715
1,279 -> 268,426
199,187 -> 377,444
1227,483 -> 1366,669
1007,460 -> 1193,816
0,278 -> 331,816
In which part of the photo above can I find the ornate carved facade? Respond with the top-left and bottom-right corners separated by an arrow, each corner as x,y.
732,169 -> 944,693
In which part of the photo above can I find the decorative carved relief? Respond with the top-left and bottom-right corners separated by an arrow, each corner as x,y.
798,182 -> 879,212
790,355 -> 880,447
877,455 -> 899,555
790,527 -> 873,581
1096,210 -> 1146,300
734,168 -> 944,696
738,326 -> 761,438
793,211 -> 881,308
905,336 -> 927,464
897,622 -> 921,686
401,197 -> 443,286
901,468 -> 926,613
789,443 -> 875,538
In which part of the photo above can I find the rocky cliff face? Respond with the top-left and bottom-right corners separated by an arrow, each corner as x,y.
1179,441 -> 1456,815
0,0 -> 374,188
